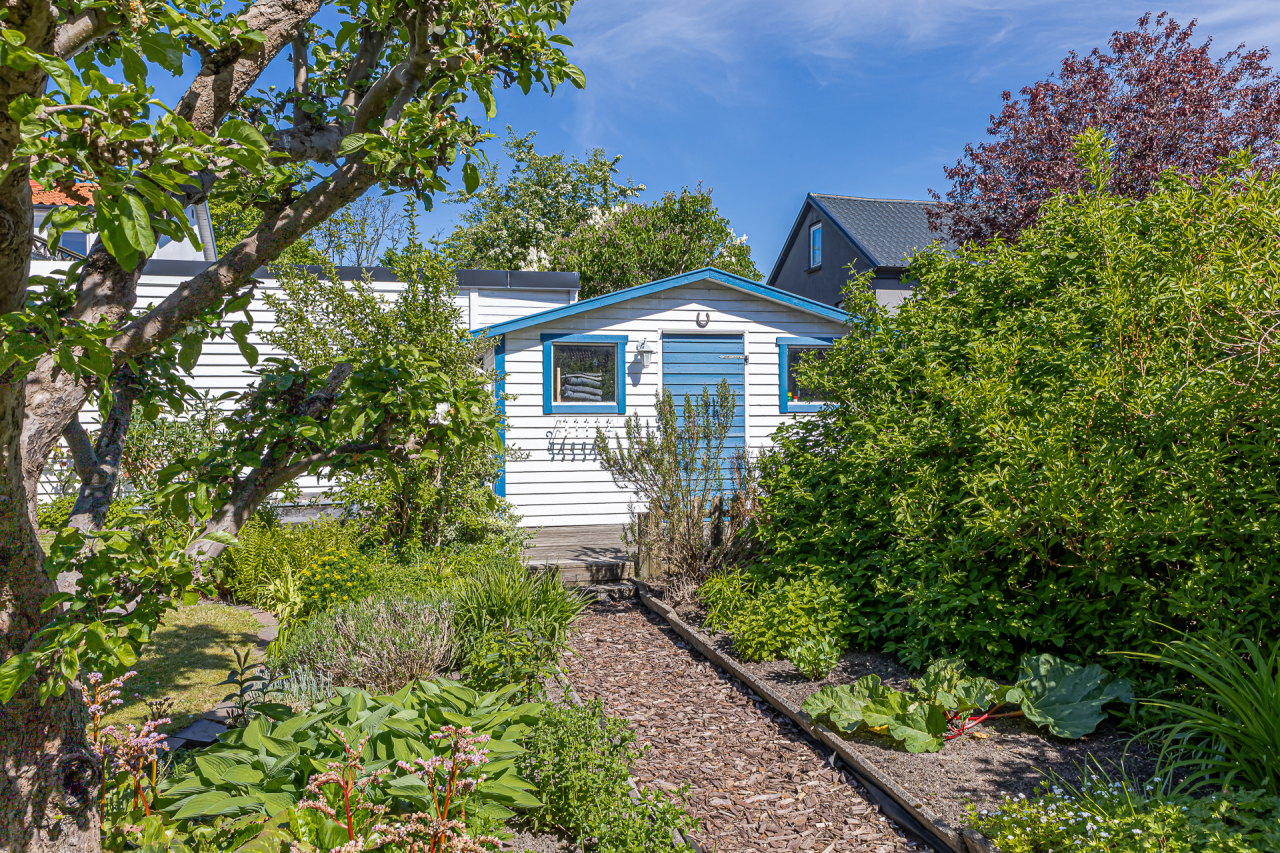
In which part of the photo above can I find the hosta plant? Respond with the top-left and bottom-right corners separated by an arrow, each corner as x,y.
803,653 -> 1132,753
145,679 -> 542,849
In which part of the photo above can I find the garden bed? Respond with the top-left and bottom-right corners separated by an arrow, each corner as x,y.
562,598 -> 925,853
671,601 -> 1159,831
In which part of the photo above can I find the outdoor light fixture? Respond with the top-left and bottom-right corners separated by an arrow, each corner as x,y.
636,338 -> 655,368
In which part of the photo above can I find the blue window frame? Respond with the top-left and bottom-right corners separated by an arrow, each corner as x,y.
809,222 -> 822,268
778,336 -> 836,413
542,333 -> 628,415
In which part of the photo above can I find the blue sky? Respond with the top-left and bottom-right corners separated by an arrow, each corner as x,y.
409,0 -> 1279,274
149,2 -> 1280,274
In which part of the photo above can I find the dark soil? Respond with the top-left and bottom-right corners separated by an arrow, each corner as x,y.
675,604 -> 1159,830
564,600 -> 923,852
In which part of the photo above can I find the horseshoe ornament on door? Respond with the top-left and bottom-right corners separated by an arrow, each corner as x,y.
695,312 -> 710,328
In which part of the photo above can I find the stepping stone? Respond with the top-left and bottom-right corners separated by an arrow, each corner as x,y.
174,718 -> 226,746
257,627 -> 278,643
202,706 -> 236,723
160,736 -> 187,752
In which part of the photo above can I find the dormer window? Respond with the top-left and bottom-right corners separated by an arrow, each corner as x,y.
809,222 -> 822,268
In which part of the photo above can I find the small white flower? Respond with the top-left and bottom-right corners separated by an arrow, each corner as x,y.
1132,829 -> 1142,836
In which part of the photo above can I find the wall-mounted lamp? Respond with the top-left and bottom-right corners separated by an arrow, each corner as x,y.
636,338 -> 655,368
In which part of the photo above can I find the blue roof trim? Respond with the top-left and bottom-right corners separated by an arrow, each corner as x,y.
470,267 -> 847,338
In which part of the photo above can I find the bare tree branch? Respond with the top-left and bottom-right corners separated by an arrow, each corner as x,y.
111,162 -> 378,364
52,9 -> 115,60
176,0 -> 325,134
61,419 -> 96,482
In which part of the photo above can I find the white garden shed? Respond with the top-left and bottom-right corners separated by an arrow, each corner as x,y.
472,267 -> 849,529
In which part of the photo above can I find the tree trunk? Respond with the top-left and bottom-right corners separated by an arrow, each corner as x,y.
65,366 -> 143,532
0,201 -> 101,850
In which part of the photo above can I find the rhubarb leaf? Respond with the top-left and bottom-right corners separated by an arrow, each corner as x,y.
888,702 -> 948,753
1013,654 -> 1134,739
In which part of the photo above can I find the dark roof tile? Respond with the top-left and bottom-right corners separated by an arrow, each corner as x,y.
810,194 -> 949,268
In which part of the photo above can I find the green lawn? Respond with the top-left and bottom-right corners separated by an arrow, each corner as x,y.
101,603 -> 262,734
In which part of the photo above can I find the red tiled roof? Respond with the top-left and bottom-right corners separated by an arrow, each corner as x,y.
29,179 -> 95,206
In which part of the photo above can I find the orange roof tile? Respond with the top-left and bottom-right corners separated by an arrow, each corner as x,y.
29,179 -> 95,206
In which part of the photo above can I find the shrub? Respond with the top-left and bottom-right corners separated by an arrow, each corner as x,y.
787,635 -> 842,681
36,494 -> 75,529
274,594 -> 453,694
449,561 -> 586,663
215,513 -> 364,603
462,622 -> 560,702
519,699 -> 699,851
702,572 -> 849,663
971,768 -> 1280,853
1128,633 -> 1280,796
595,381 -> 760,603
369,537 -> 525,598
756,134 -> 1280,679
296,547 -> 375,613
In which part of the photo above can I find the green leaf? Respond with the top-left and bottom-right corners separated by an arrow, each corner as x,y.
173,790 -> 231,820
140,31 -> 184,72
121,45 -> 147,86
217,120 -> 269,154
195,753 -> 247,780
94,201 -> 139,271
477,780 -> 543,809
463,161 -> 480,194
338,134 -> 368,158
0,651 -> 39,703
120,195 -> 157,255
887,702 -> 948,753
1013,654 -> 1133,740
178,334 -> 203,372
221,764 -> 264,786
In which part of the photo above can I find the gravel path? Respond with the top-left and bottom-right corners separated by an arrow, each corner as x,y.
562,600 -> 923,853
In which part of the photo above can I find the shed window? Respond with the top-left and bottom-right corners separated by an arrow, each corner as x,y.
786,346 -> 828,404
777,336 -> 836,413
809,222 -> 822,268
552,343 -> 616,404
541,333 -> 628,414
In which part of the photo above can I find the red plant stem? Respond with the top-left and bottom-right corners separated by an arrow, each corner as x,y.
981,710 -> 1026,720
343,746 -> 355,841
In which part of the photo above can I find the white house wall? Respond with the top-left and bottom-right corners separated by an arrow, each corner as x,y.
498,280 -> 848,528
30,260 -> 572,502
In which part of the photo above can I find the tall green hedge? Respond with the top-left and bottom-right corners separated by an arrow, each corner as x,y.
758,134 -> 1280,679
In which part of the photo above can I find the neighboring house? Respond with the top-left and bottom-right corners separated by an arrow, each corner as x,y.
766,193 -> 948,310
470,267 -> 848,529
30,180 -> 218,262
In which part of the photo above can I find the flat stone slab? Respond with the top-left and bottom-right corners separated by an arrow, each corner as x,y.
174,718 -> 227,746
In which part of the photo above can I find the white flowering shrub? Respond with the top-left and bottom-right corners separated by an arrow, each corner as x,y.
970,771 -> 1280,852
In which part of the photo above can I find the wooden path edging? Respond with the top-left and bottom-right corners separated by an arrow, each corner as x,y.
630,581 -> 1000,853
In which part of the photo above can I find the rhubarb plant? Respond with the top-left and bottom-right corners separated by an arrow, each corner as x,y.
802,653 -> 1132,753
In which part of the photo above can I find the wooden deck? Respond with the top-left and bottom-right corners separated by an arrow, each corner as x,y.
524,524 -> 634,586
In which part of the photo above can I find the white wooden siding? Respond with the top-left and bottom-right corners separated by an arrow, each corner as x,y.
497,280 -> 847,527
29,261 -> 572,502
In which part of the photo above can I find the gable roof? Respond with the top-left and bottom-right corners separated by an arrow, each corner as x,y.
766,193 -> 950,288
810,194 -> 946,268
470,267 -> 848,338
30,180 -> 95,206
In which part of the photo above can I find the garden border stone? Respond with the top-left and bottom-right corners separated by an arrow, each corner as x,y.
629,579 -> 999,853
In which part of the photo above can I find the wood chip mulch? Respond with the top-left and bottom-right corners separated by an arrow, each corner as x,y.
562,600 -> 924,853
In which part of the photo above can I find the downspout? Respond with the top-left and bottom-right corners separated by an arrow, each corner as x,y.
194,201 -> 218,261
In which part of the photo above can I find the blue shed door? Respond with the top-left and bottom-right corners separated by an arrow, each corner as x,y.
661,334 -> 746,453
